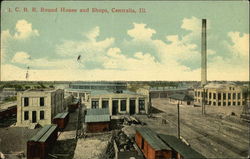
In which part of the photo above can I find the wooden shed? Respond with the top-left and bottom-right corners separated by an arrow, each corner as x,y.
85,108 -> 110,133
52,112 -> 69,130
158,134 -> 205,159
135,127 -> 172,159
27,124 -> 58,159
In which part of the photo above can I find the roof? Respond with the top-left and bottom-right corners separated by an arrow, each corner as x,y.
53,112 -> 69,119
136,127 -> 171,151
91,90 -> 139,96
168,93 -> 193,101
86,108 -> 109,115
203,82 -> 237,89
29,124 -> 57,142
158,134 -> 206,159
150,87 -> 189,92
85,114 -> 110,123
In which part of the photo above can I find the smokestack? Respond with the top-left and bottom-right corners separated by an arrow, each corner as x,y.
201,19 -> 207,87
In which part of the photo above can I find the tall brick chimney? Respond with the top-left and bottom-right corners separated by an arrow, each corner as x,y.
201,19 -> 207,87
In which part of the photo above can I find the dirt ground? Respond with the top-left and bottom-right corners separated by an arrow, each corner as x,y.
73,133 -> 111,159
0,127 -> 41,158
135,98 -> 249,159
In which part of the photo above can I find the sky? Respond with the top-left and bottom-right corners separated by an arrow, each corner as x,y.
1,1 -> 249,81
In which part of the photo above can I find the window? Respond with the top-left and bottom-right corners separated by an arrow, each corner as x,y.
218,102 -> 221,106
233,102 -> 236,106
24,97 -> 29,106
195,91 -> 197,97
40,97 -> 44,106
91,100 -> 99,108
209,101 -> 211,105
233,93 -> 236,99
223,102 -> 226,106
24,111 -> 29,120
139,99 -> 145,111
102,100 -> 109,108
218,93 -> 221,100
198,92 -> 200,97
228,102 -> 231,106
40,111 -> 45,120
213,93 -> 216,99
238,93 -> 241,99
120,100 -> 126,111
213,102 -> 216,106
238,102 -> 240,105
228,93 -> 231,99
209,93 -> 211,99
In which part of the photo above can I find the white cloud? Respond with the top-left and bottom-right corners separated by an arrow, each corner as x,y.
56,26 -> 114,58
11,51 -> 31,64
13,19 -> 39,39
227,32 -> 249,57
1,30 -> 12,62
127,23 -> 156,41
181,16 -> 201,32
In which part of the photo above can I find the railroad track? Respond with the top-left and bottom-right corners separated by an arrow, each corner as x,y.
160,112 -> 248,157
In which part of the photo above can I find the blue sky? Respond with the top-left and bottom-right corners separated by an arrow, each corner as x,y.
1,1 -> 249,81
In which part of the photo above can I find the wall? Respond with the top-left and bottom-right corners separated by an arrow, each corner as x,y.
17,89 -> 64,127
86,122 -> 109,133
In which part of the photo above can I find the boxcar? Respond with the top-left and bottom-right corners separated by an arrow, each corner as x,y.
135,127 -> 172,159
68,99 -> 80,113
27,124 -> 58,159
0,105 -> 17,120
52,112 -> 69,130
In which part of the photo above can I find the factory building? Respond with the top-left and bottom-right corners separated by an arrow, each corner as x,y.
194,82 -> 247,106
86,90 -> 150,115
16,89 -> 64,127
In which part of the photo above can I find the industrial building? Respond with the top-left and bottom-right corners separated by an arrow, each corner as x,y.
149,87 -> 191,99
85,90 -> 150,115
168,94 -> 194,106
194,82 -> 247,106
85,108 -> 110,133
16,89 -> 64,127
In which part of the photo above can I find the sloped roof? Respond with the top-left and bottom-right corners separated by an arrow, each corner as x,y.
85,114 -> 110,123
168,93 -> 193,101
136,127 -> 171,151
86,108 -> 109,115
158,134 -> 206,159
53,112 -> 69,119
29,124 -> 57,142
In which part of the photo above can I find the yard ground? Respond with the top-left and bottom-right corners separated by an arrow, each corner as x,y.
135,98 -> 249,159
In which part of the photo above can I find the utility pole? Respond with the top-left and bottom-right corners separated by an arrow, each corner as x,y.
177,101 -> 180,139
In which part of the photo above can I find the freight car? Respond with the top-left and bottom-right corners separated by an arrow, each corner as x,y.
0,105 -> 17,120
27,124 -> 58,159
68,98 -> 80,113
52,112 -> 69,130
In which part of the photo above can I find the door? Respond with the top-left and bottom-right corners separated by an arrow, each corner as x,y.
112,100 -> 118,115
32,111 -> 37,123
130,100 -> 136,115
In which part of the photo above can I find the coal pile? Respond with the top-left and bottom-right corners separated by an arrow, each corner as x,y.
123,116 -> 146,126
114,131 -> 135,152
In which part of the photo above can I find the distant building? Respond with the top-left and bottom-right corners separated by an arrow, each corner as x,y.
168,93 -> 194,106
86,90 -> 150,115
16,89 -> 64,127
150,87 -> 191,99
0,87 -> 17,101
194,82 -> 247,106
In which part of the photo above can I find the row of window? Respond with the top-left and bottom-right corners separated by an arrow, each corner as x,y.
195,92 -> 242,100
23,97 -> 45,106
24,111 -> 45,120
91,99 -> 145,111
196,99 -> 245,106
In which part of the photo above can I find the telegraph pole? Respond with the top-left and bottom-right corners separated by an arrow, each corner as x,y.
177,101 -> 180,139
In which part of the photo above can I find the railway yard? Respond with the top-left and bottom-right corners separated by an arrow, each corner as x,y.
0,98 -> 249,159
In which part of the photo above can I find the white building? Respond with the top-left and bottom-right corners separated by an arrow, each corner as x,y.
194,82 -> 247,106
16,89 -> 64,127
86,90 -> 150,115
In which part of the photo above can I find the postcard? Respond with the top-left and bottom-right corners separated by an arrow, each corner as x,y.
0,1 -> 249,159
